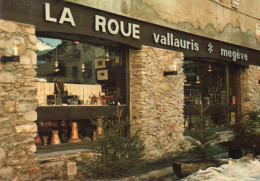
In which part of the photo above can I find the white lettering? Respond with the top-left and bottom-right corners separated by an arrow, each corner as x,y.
132,24 -> 140,39
221,48 -> 248,62
228,50 -> 232,57
174,39 -> 180,47
59,7 -> 76,26
107,19 -> 119,34
95,15 -> 107,32
232,51 -> 236,61
153,33 -> 160,43
244,54 -> 248,61
45,3 -> 57,23
180,39 -> 187,49
194,43 -> 199,51
191,39 -> 194,51
186,41 -> 191,50
160,36 -> 167,45
240,53 -> 244,60
120,21 -> 132,37
95,15 -> 140,39
45,3 -> 76,26
221,49 -> 228,56
152,32 -> 199,51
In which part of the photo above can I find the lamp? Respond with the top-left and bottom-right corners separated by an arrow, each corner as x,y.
105,47 -> 110,61
53,48 -> 60,72
208,64 -> 212,72
196,63 -> 200,84
196,76 -> 200,84
164,57 -> 181,76
54,60 -> 60,72
81,63 -> 85,72
1,36 -> 27,63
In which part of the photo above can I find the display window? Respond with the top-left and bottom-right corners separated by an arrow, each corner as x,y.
183,59 -> 239,130
35,37 -> 128,150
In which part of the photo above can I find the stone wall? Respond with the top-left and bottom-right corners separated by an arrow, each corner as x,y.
0,20 -> 39,180
129,46 -> 185,160
0,19 -> 94,181
241,65 -> 260,112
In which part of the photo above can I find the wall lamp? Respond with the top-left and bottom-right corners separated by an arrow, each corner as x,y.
1,36 -> 27,63
164,57 -> 181,76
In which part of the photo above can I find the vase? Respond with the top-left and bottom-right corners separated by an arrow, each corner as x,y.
35,133 -> 42,146
42,136 -> 48,145
97,119 -> 102,135
69,122 -> 81,143
51,130 -> 61,145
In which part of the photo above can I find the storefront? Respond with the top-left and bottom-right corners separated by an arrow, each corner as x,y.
0,0 -> 259,180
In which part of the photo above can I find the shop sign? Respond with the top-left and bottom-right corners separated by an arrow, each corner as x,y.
153,32 -> 199,51
220,48 -> 248,62
95,15 -> 140,39
0,0 -> 259,67
45,3 -> 76,27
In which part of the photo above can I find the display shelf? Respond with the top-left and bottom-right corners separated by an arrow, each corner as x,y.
184,104 -> 235,115
36,105 -> 129,121
36,141 -> 96,154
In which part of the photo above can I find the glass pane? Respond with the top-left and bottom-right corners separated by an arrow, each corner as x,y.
36,37 -> 127,105
184,59 -> 237,130
184,60 -> 228,105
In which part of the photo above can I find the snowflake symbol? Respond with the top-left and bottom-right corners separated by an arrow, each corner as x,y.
208,43 -> 214,54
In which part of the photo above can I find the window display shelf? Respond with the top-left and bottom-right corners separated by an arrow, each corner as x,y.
37,105 -> 128,121
184,104 -> 235,115
36,141 -> 96,155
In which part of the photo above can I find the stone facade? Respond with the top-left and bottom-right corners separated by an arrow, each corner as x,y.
0,19 -> 95,181
0,20 -> 39,180
241,65 -> 260,112
129,46 -> 185,160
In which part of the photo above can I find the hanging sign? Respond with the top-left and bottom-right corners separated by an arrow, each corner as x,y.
0,0 -> 259,67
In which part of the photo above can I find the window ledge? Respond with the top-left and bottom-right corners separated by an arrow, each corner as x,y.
36,141 -> 97,159
36,149 -> 88,159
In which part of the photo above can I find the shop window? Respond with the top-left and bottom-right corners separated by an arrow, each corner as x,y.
35,37 -> 128,150
183,60 -> 238,130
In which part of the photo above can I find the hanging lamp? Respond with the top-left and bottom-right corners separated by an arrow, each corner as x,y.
196,63 -> 200,84
208,64 -> 212,72
81,63 -> 86,72
54,47 -> 60,72
196,76 -> 200,84
105,47 -> 110,61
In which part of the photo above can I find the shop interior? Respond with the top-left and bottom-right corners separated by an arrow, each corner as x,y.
183,59 -> 238,130
35,37 -> 128,149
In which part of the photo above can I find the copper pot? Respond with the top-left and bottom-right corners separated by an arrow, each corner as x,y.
69,122 -> 81,143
